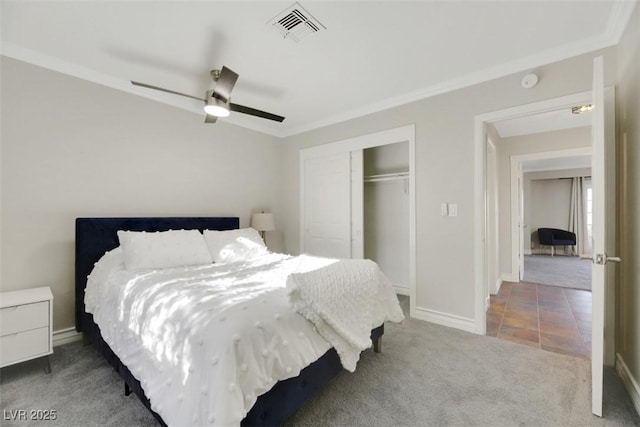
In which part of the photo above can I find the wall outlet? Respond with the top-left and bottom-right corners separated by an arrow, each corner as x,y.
449,203 -> 458,217
440,203 -> 448,216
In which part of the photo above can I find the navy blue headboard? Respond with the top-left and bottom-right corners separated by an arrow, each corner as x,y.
75,217 -> 239,332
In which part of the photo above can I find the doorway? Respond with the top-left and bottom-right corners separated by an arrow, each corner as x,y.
475,58 -> 617,417
511,148 -> 593,288
487,125 -> 594,359
473,90 -> 597,334
473,90 -> 614,341
363,142 -> 411,296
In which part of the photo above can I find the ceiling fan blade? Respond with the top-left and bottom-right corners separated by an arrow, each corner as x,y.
131,81 -> 205,102
212,66 -> 239,102
230,103 -> 285,122
132,77 -> 283,123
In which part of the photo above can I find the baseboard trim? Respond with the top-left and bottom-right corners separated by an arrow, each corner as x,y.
494,277 -> 503,295
616,353 -> 640,417
501,273 -> 518,283
53,327 -> 82,347
413,306 -> 476,334
524,249 -> 532,255
394,284 -> 410,296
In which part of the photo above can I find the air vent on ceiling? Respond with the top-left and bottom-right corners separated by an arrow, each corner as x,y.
268,2 -> 326,43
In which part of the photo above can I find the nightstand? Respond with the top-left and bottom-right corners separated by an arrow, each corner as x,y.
0,287 -> 53,373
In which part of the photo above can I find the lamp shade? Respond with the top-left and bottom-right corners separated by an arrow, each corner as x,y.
251,212 -> 275,232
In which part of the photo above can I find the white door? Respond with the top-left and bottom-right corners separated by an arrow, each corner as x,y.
350,150 -> 364,259
303,152 -> 352,258
486,139 -> 499,297
586,55 -> 619,417
517,163 -> 525,280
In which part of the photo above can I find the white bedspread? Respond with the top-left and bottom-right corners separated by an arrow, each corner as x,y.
288,256 -> 404,371
85,250 -> 403,426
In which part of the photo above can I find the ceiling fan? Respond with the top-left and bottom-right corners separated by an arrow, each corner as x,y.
131,66 -> 285,123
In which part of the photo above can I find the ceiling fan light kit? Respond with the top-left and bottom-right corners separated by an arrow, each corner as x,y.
204,92 -> 231,117
131,65 -> 285,124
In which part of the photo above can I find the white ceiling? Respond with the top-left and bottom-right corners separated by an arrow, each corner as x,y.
1,1 -> 635,137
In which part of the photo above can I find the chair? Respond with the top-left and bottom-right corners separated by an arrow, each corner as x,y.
537,228 -> 577,256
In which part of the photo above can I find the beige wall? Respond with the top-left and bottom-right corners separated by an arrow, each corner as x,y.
616,2 -> 640,408
280,48 -> 616,321
495,127 -> 592,279
0,57 -> 281,331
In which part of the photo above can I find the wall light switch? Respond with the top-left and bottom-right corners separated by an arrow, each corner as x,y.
440,203 -> 448,216
448,203 -> 458,217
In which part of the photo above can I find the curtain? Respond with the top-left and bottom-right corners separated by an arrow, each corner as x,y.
569,177 -> 587,255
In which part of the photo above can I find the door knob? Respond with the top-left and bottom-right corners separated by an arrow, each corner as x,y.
579,253 -> 622,264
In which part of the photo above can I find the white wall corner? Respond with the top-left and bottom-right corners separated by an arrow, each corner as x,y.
616,353 -> 640,417
413,306 -> 477,334
53,327 -> 83,347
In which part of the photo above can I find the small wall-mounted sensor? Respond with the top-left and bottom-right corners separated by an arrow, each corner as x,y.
521,73 -> 539,89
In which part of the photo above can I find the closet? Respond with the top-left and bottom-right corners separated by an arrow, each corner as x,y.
362,143 -> 410,294
300,125 -> 414,297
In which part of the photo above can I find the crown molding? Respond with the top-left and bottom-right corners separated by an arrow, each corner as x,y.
281,2 -> 637,137
280,32 -> 618,137
0,43 -> 282,137
604,0 -> 638,44
3,0 -> 636,140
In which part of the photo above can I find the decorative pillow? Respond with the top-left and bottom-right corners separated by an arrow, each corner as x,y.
203,228 -> 268,263
117,229 -> 213,270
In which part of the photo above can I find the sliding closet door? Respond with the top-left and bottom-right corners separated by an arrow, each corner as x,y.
302,152 -> 352,258
351,150 -> 364,259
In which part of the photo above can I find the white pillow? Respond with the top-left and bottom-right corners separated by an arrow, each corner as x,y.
203,228 -> 268,263
85,247 -> 125,314
117,229 -> 213,270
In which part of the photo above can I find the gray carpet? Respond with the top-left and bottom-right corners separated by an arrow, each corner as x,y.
1,297 -> 638,426
524,255 -> 592,291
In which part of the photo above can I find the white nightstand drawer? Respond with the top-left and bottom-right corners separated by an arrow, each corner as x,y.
0,301 -> 49,336
0,327 -> 50,367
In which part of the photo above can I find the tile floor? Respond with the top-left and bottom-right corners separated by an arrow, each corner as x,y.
486,281 -> 592,359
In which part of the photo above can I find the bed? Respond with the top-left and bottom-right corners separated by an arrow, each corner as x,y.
75,217 -> 402,426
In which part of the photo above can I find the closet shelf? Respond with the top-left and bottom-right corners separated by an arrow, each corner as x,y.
364,172 -> 409,183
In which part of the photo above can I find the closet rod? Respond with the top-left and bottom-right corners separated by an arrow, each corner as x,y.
364,172 -> 409,183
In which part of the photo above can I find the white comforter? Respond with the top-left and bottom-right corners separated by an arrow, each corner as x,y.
85,250 -> 403,426
288,256 -> 404,371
